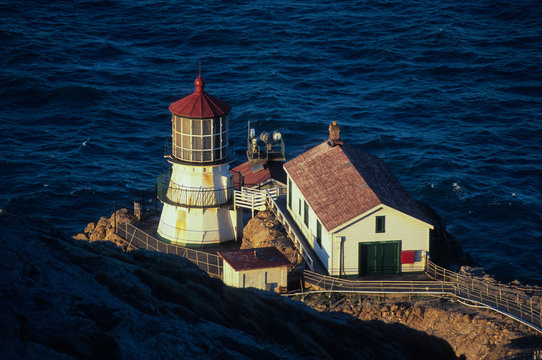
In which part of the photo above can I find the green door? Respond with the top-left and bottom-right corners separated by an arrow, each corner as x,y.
359,241 -> 400,276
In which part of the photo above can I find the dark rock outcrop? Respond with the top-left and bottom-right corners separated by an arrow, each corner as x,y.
74,208 -> 136,248
0,216 -> 459,360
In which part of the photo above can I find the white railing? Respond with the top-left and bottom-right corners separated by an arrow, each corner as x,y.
264,189 -> 314,271
234,187 -> 270,216
233,186 -> 315,271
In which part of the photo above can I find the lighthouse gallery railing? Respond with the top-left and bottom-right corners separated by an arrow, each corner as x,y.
156,173 -> 233,208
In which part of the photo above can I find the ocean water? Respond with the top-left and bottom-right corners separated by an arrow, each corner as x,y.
1,0 -> 541,284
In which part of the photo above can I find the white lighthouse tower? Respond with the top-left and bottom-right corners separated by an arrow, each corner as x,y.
156,71 -> 241,246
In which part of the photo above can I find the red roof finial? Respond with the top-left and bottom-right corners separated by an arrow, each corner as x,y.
195,59 -> 205,93
169,61 -> 231,118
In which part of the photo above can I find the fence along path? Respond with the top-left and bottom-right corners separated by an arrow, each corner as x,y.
499,350 -> 542,360
425,261 -> 542,334
303,262 -> 542,334
116,222 -> 223,278
114,189 -> 541,334
303,270 -> 455,295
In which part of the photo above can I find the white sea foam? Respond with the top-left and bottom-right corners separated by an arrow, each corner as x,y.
452,182 -> 462,192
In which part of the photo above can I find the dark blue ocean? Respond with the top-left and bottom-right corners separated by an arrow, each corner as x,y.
1,0 -> 541,284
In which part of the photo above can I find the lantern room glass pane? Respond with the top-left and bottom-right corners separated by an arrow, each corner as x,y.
192,120 -> 201,135
171,115 -> 229,163
175,133 -> 182,147
193,136 -> 202,150
214,118 -> 221,134
173,116 -> 179,131
202,119 -> 211,135
182,118 -> 190,133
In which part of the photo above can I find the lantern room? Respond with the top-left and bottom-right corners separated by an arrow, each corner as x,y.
168,75 -> 231,164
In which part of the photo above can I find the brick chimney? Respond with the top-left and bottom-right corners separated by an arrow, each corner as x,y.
328,120 -> 343,146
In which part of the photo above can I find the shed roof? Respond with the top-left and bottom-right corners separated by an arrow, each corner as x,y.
283,141 -> 431,232
169,76 -> 231,118
231,160 -> 287,189
218,247 -> 291,271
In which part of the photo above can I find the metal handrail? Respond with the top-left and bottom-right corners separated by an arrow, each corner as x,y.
425,260 -> 541,332
498,350 -> 542,360
116,222 -> 223,278
303,265 -> 542,334
303,270 -> 454,294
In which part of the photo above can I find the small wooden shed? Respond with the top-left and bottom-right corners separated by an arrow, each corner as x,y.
218,247 -> 291,292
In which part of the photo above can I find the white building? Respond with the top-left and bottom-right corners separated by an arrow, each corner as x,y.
283,122 -> 433,276
156,73 -> 241,246
218,247 -> 291,292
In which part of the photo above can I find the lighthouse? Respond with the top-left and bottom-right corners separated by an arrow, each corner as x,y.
156,72 -> 241,246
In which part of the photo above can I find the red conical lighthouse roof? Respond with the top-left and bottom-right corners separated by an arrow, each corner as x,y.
169,75 -> 231,118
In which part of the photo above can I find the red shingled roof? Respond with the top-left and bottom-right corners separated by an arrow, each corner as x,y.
230,161 -> 287,189
169,76 -> 231,118
218,247 -> 292,271
283,141 -> 431,232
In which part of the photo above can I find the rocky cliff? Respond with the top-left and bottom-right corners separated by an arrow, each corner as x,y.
300,293 -> 542,360
241,210 -> 301,266
73,208 -> 137,248
0,216 -> 459,360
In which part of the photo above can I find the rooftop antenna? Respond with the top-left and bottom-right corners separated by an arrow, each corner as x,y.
195,59 -> 205,93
